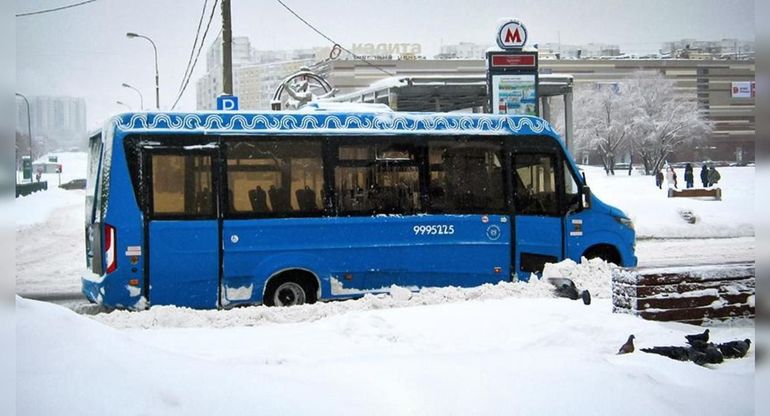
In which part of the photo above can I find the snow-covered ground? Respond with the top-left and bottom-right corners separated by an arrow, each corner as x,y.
17,294 -> 755,416
14,152 -> 757,414
583,165 -> 754,239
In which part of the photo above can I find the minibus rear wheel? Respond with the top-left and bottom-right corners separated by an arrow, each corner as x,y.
264,272 -> 318,307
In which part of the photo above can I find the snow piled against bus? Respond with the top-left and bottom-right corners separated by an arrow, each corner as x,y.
93,258 -> 612,329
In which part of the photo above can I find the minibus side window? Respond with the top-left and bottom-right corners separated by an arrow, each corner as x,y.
513,154 -> 559,216
151,154 -> 213,217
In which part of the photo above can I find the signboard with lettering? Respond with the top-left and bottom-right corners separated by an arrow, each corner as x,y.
217,95 -> 239,111
496,19 -> 528,50
731,81 -> 755,98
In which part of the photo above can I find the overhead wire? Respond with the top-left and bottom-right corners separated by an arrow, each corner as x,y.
171,0 -> 220,110
175,0 -> 210,105
16,0 -> 97,17
273,0 -> 396,77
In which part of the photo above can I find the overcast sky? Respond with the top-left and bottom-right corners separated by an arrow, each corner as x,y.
16,0 -> 755,129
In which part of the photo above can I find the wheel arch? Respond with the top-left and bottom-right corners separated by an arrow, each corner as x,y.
582,243 -> 622,265
262,267 -> 322,304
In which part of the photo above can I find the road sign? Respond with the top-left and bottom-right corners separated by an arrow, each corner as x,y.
217,95 -> 239,111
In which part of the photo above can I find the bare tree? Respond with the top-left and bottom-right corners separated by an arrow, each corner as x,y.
625,72 -> 712,175
573,84 -> 634,175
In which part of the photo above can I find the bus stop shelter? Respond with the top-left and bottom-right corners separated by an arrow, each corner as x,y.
326,74 -> 575,151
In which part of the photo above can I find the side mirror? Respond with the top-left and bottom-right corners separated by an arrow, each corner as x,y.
582,185 -> 592,209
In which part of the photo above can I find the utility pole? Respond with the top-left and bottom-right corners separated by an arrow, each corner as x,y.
222,0 -> 233,95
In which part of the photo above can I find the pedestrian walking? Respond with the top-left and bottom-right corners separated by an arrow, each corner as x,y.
708,166 -> 721,187
655,168 -> 664,189
665,165 -> 678,189
700,163 -> 709,187
684,163 -> 694,189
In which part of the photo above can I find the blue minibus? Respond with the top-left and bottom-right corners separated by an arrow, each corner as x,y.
83,106 -> 636,309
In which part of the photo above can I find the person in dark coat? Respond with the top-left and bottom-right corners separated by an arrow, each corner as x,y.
655,168 -> 664,189
684,163 -> 694,188
700,163 -> 709,187
708,166 -> 721,186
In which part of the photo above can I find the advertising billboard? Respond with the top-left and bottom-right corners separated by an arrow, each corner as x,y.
491,74 -> 537,116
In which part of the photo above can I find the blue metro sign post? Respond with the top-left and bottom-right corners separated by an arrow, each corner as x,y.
487,19 -> 539,116
217,95 -> 239,111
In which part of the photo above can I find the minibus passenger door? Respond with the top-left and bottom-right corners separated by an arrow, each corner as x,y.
563,163 -> 588,264
145,149 -> 220,308
512,153 -> 563,280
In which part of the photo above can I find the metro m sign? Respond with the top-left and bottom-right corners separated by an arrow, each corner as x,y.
496,19 -> 528,50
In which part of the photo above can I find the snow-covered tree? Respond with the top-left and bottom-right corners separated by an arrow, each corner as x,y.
624,72 -> 712,175
573,83 -> 634,175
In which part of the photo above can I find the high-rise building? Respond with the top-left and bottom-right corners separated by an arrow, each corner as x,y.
196,35 -> 318,110
16,96 -> 87,151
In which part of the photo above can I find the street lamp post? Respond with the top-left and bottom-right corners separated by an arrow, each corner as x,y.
122,83 -> 144,110
15,92 -> 33,173
126,32 -> 159,110
116,100 -> 132,111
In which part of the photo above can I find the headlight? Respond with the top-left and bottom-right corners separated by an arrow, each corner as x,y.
614,216 -> 634,230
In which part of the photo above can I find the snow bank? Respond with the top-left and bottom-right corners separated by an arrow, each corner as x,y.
18,295 -> 755,416
94,259 -> 609,330
584,166 -> 754,239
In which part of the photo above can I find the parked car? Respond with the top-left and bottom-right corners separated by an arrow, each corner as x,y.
59,178 -> 86,190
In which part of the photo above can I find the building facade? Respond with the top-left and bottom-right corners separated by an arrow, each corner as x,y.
311,58 -> 755,162
16,95 -> 87,151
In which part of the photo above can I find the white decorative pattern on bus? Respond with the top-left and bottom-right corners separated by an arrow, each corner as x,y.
112,113 -> 558,135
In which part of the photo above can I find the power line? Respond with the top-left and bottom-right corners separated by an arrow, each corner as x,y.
16,0 -> 97,17
274,0 -> 395,77
175,0 -> 209,103
171,0 -> 220,110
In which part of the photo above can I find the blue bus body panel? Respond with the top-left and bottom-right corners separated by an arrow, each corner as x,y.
222,214 -> 511,305
565,195 -> 637,267
149,221 -> 219,308
515,215 -> 563,281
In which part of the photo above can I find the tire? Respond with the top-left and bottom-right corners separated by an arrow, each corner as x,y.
264,275 -> 315,307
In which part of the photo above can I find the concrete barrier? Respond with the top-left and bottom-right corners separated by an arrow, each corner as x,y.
15,181 -> 48,198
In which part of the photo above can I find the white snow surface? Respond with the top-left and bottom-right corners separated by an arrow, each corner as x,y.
17,295 -> 754,415
583,165 -> 754,239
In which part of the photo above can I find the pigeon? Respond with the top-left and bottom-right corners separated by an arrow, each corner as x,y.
685,329 -> 709,345
717,339 -> 751,359
691,343 -> 724,365
547,278 -> 591,305
642,346 -> 691,361
618,335 -> 635,354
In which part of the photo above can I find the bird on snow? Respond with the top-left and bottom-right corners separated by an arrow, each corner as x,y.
717,339 -> 751,359
641,346 -> 691,361
641,345 -> 722,365
618,335 -> 635,354
690,343 -> 724,365
685,329 -> 709,345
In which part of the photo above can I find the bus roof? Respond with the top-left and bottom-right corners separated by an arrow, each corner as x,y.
107,110 -> 561,139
